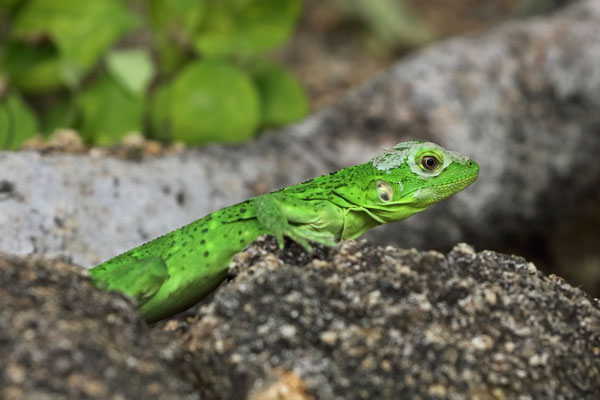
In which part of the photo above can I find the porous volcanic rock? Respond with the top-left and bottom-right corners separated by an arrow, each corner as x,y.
182,239 -> 600,399
0,253 -> 197,400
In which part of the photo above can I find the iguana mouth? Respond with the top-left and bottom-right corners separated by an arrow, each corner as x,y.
412,171 -> 479,204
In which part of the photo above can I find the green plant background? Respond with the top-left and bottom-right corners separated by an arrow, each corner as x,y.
0,0 -> 565,149
0,0 -> 308,147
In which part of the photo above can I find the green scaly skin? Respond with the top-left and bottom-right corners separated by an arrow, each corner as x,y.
90,141 -> 479,323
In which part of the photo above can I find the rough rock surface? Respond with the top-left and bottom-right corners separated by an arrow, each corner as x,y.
2,239 -> 600,399
0,252 -> 197,400
182,238 -> 600,400
1,0 -> 600,268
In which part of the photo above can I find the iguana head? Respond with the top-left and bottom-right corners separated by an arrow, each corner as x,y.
338,141 -> 479,224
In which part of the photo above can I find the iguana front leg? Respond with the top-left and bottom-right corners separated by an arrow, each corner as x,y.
253,194 -> 342,251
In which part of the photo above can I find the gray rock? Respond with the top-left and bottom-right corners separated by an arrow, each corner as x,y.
0,252 -> 197,400
1,241 -> 599,399
182,238 -> 600,400
1,0 -> 600,266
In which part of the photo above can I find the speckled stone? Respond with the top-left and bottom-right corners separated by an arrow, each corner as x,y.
0,252 -> 197,400
182,238 -> 600,399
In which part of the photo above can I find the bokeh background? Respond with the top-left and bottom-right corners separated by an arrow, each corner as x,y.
0,0 -> 567,148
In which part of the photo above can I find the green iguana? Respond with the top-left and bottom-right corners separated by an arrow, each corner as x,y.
90,140 -> 479,323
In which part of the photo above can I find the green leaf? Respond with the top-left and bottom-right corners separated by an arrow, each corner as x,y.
1,41 -> 64,93
12,0 -> 137,74
148,0 -> 205,34
152,60 -> 260,144
253,62 -> 307,127
106,49 -> 156,96
77,74 -> 144,146
0,0 -> 20,11
194,0 -> 301,58
149,83 -> 174,142
153,35 -> 188,74
148,0 -> 205,73
42,98 -> 77,135
0,94 -> 39,150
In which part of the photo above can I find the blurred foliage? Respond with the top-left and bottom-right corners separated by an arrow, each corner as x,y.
0,0 -> 564,150
152,61 -> 260,144
334,0 -> 435,51
0,93 -> 38,150
253,61 -> 308,127
516,0 -> 571,17
0,0 -> 306,148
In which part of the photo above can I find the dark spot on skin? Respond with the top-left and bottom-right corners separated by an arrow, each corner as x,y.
202,228 -> 208,233
240,207 -> 246,213
176,190 -> 186,206
204,251 -> 209,257
200,239 -> 205,244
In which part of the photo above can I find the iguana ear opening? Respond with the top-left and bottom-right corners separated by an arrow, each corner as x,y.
376,180 -> 393,202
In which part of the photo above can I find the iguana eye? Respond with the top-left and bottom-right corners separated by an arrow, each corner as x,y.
376,180 -> 393,202
421,156 -> 439,171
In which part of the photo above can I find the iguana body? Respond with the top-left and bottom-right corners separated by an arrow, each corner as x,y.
90,141 -> 479,322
